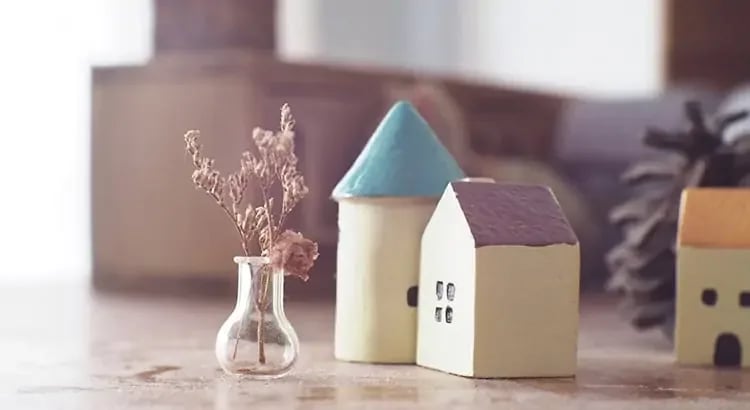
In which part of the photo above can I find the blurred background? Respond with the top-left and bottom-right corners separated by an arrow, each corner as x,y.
1,0 -> 749,297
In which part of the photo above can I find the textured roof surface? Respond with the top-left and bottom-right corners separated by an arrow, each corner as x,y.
678,188 -> 750,248
450,182 -> 578,247
332,101 -> 465,199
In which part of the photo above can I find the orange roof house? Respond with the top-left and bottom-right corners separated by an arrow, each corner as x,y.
676,188 -> 750,367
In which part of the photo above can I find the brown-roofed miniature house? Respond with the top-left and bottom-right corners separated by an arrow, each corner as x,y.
676,188 -> 750,367
416,181 -> 580,378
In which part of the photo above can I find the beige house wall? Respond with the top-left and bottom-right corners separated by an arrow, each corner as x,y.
676,247 -> 750,366
417,187 -> 476,376
474,244 -> 579,378
334,197 -> 436,363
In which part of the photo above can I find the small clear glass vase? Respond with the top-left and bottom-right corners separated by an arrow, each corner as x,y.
215,256 -> 300,378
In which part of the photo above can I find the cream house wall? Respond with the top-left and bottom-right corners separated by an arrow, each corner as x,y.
335,197 -> 436,363
676,247 -> 750,366
474,244 -> 579,378
417,187 -> 476,376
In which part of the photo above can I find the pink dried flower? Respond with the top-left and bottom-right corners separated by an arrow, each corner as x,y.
183,104 -> 314,258
269,230 -> 319,281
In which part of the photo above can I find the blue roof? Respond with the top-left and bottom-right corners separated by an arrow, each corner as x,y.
332,101 -> 465,199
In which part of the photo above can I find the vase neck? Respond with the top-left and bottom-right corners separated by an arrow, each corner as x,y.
235,259 -> 285,315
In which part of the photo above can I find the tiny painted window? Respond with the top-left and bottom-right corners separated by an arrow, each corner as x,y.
445,306 -> 453,323
740,291 -> 750,307
447,283 -> 455,301
436,281 -> 444,300
406,286 -> 418,307
435,307 -> 443,322
702,289 -> 717,306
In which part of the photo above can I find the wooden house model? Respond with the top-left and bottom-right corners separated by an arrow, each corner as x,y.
676,188 -> 750,367
332,101 -> 465,363
417,181 -> 580,378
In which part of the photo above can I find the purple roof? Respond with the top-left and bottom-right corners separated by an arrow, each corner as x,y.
450,182 -> 578,248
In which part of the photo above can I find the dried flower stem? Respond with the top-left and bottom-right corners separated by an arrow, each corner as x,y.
256,266 -> 272,363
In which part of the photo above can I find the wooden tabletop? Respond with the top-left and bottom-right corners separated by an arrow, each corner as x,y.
1,284 -> 748,409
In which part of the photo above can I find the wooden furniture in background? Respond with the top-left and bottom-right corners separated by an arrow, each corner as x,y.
666,0 -> 750,88
154,0 -> 276,53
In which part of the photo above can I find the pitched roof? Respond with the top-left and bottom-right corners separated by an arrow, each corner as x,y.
450,182 -> 578,247
332,101 -> 465,199
678,188 -> 750,249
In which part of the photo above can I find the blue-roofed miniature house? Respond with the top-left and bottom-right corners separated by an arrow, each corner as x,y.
332,101 -> 465,363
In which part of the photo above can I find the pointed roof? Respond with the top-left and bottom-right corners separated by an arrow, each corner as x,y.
450,182 -> 578,247
332,101 -> 465,200
678,188 -> 750,249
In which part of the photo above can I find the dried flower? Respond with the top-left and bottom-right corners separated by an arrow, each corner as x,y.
269,230 -> 319,281
182,104 -> 317,273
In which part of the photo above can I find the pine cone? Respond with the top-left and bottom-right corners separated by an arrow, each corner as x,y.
607,101 -> 750,338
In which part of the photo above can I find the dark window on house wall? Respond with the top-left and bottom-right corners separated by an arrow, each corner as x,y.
702,288 -> 718,306
435,280 -> 455,324
740,291 -> 750,307
406,286 -> 418,307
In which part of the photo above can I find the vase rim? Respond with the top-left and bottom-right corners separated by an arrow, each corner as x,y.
233,256 -> 270,265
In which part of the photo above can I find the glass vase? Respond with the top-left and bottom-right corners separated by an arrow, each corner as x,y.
215,256 -> 300,378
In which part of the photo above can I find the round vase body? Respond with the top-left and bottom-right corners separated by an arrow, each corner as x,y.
215,256 -> 299,378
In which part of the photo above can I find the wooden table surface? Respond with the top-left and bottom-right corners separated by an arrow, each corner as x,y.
1,284 -> 749,409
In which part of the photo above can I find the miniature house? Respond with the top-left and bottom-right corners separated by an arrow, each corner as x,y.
676,188 -> 750,367
417,182 -> 580,378
332,101 -> 465,363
